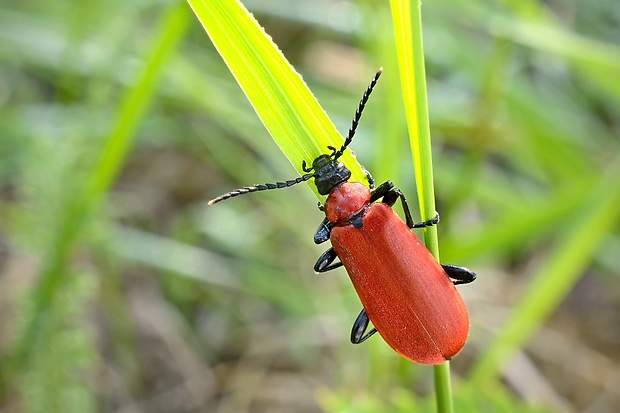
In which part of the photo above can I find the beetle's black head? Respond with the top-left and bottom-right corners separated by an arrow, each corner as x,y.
311,154 -> 351,195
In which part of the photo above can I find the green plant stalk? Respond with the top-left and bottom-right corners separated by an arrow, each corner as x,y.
5,1 -> 190,382
187,0 -> 367,196
470,156 -> 620,385
389,1 -> 451,412
433,361 -> 454,413
390,0 -> 438,251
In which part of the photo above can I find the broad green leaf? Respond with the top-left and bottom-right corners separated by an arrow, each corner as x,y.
187,0 -> 367,197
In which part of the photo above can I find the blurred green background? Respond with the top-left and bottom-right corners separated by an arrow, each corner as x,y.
1,0 -> 619,412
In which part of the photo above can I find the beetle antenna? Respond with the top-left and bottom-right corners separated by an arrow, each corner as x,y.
208,173 -> 315,205
332,68 -> 383,160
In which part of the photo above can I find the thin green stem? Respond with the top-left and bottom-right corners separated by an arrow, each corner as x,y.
390,1 -> 452,412
434,361 -> 454,413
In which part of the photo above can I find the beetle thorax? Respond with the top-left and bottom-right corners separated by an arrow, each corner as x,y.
324,182 -> 371,224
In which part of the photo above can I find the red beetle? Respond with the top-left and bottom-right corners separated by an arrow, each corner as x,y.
209,69 -> 476,364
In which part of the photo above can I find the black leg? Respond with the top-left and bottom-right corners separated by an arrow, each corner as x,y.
370,182 -> 414,227
370,181 -> 437,230
313,217 -> 333,244
369,181 -> 394,203
351,308 -> 377,344
442,264 -> 477,285
411,212 -> 440,228
314,247 -> 343,273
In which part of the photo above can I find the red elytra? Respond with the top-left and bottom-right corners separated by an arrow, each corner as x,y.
327,183 -> 469,364
208,68 -> 476,364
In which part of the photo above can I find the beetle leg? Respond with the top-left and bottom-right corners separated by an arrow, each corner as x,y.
314,247 -> 343,273
442,264 -> 477,285
370,181 -> 417,228
351,308 -> 377,344
369,181 -> 394,202
314,217 -> 333,244
371,181 -> 440,230
411,212 -> 440,229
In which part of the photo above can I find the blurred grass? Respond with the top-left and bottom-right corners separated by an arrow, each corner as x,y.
1,0 -> 620,412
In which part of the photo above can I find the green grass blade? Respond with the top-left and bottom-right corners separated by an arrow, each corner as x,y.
390,1 -> 451,413
186,0 -> 367,194
86,2 -> 191,200
390,0 -> 437,253
470,157 -> 620,384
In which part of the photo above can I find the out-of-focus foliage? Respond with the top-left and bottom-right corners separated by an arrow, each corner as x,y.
1,0 -> 619,412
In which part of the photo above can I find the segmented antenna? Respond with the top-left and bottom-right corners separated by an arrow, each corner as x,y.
331,67 -> 383,161
208,68 -> 384,206
208,173 -> 315,205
